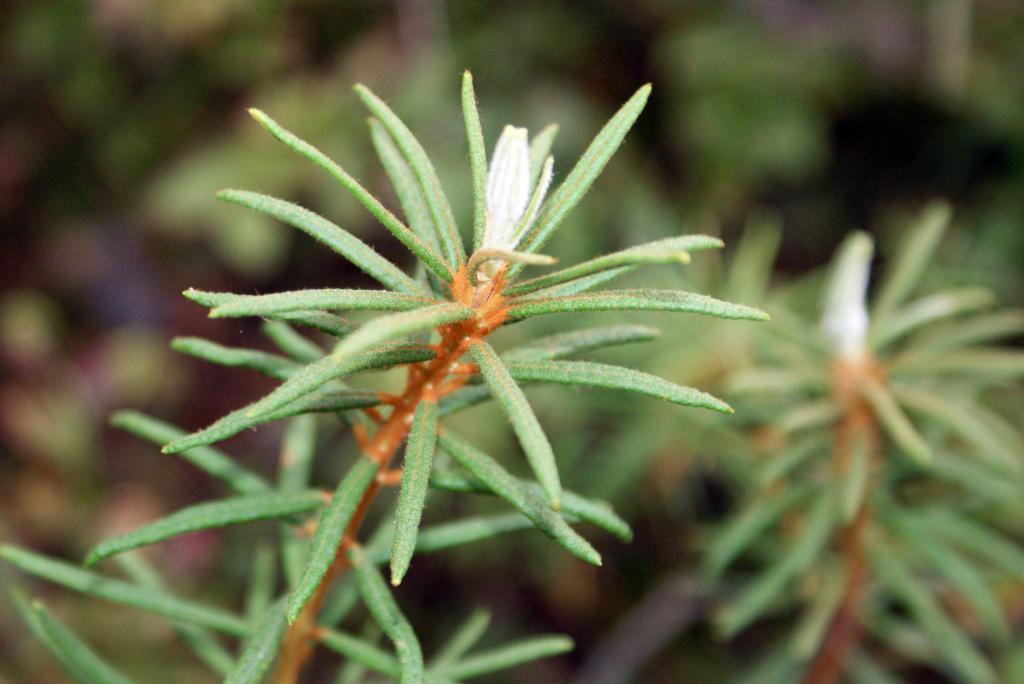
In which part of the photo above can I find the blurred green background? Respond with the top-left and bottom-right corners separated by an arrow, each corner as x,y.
2,1 -> 1023,682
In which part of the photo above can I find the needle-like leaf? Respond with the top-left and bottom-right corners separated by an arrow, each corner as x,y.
279,416 -> 318,586
85,491 -> 326,566
261,320 -> 323,363
248,108 -> 451,281
391,400 -> 439,586
0,546 -> 250,636
225,596 -> 288,684
317,627 -> 401,678
515,84 -> 652,266
470,340 -> 562,508
507,289 -> 769,321
218,190 -> 424,295
287,458 -> 379,623
462,71 -> 488,252
437,431 -> 601,565
501,324 -> 660,362
110,411 -> 271,495
11,592 -> 134,684
429,609 -> 491,671
205,289 -> 436,319
330,303 -> 476,368
871,287 -> 996,350
505,235 -> 722,296
871,201 -> 950,323
861,379 -> 933,466
440,635 -> 574,679
349,545 -> 424,684
171,336 -> 300,379
354,84 -> 465,269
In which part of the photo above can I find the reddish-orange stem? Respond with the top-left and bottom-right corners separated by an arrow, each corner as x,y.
272,266 -> 508,683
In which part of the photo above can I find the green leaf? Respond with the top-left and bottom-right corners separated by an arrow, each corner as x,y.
429,609 -> 491,671
248,108 -> 451,282
268,310 -> 354,337
333,621 -> 383,684
505,235 -> 723,296
171,336 -> 300,379
0,546 -> 249,636
330,303 -> 476,370
261,320 -> 323,363
860,379 -> 933,466
116,552 -> 235,675
287,458 -> 379,623
11,592 -> 133,684
870,545 -> 997,684
917,508 -> 1024,579
790,564 -> 845,659
725,368 -> 829,395
871,287 -> 996,350
515,84 -> 652,264
368,119 -> 439,253
244,544 -> 277,625
841,431 -> 872,522
225,596 -> 288,684
871,201 -> 951,323
279,416 -> 319,586
218,189 -> 423,295
441,635 -> 574,679
375,513 -> 535,564
503,359 -> 734,413
891,349 -> 1024,379
893,385 -> 1020,471
528,124 -> 559,186
470,340 -> 562,508
507,289 -> 769,321
521,266 -> 634,299
704,485 -> 811,579
203,289 -> 436,319
348,545 -> 424,684
773,400 -> 841,435
908,309 -> 1024,353
437,431 -> 601,565
758,435 -> 826,486
110,411 -> 271,495
164,387 -> 380,454
391,400 -> 439,586
717,490 -> 835,637
85,491 -> 325,566
354,84 -> 465,269
501,324 -> 660,362
462,71 -> 488,252
886,511 -> 1008,641
318,627 -> 400,678
430,470 -> 631,542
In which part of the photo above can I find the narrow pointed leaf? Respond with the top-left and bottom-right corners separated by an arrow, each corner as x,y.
163,387 -> 381,453
110,411 -> 270,495
375,513 -> 535,564
391,400 -> 439,586
437,431 -> 600,565
774,400 -> 842,435
244,544 -> 277,625
279,416 -> 318,586
226,596 -> 288,684
759,435 -> 826,486
717,491 -> 835,637
522,266 -> 634,299
872,201 -> 950,323
354,84 -> 465,268
506,235 -> 723,296
529,124 -> 559,185
218,189 -> 422,294
462,71 -> 488,252
11,593 -> 133,684
918,508 -> 1024,578
330,302 -> 475,371
348,545 -> 424,684
172,336 -> 300,379
502,324 -> 660,362
430,469 -> 631,542
85,491 -> 325,566
206,289 -> 435,319
704,485 -> 811,578
430,609 -> 491,671
871,287 -> 995,350
909,309 -> 1024,353
842,431 -> 872,522
870,545 -> 997,684
262,320 -> 323,362
268,310 -> 354,337
516,84 -> 652,264
368,118 -> 439,252
441,635 -> 574,679
861,379 -> 932,466
248,107 -> 450,281
333,622 -> 383,684
470,340 -> 562,508
0,546 -> 249,636
505,360 -> 733,413
317,627 -> 400,678
891,349 -> 1024,378
116,553 -> 235,674
790,566 -> 845,658
508,289 -> 769,321
287,458 -> 379,623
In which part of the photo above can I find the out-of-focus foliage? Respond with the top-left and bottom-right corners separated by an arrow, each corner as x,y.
2,1 -> 1023,682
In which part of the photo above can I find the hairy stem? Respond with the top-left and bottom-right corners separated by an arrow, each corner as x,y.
272,267 -> 506,683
